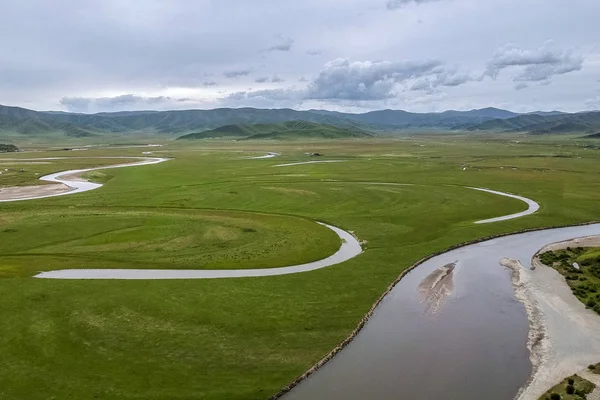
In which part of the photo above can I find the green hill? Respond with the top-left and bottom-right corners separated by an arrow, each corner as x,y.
583,132 -> 600,138
529,122 -> 594,135
0,103 -> 593,139
0,113 -> 97,138
177,121 -> 372,140
461,111 -> 600,134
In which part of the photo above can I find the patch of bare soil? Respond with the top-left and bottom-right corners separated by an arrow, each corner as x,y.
0,183 -> 71,200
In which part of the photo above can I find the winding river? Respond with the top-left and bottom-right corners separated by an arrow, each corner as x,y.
283,223 -> 600,400
0,154 -> 540,280
2,152 -> 584,399
35,222 -> 363,279
0,156 -> 168,202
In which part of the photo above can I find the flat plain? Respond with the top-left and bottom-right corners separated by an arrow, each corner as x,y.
2,134 -> 600,399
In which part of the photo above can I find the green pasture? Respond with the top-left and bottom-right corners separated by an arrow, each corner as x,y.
0,209 -> 340,277
1,134 -> 600,399
538,374 -> 595,400
539,246 -> 600,314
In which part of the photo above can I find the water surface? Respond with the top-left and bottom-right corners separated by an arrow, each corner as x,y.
285,224 -> 600,400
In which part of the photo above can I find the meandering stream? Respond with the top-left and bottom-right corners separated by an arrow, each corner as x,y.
0,154 -> 541,279
0,151 -> 586,399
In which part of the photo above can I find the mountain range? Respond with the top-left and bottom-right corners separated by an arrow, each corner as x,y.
0,103 -> 598,139
177,121 -> 371,140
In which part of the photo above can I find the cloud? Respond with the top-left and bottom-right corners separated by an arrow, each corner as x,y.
2,0 -> 599,113
486,41 -> 584,82
219,88 -> 304,108
60,94 -> 199,113
220,59 -> 475,105
431,68 -> 476,87
223,69 -> 252,78
514,82 -> 528,91
224,58 -> 463,105
409,67 -> 475,94
202,81 -> 218,86
264,35 -> 294,52
585,96 -> 600,110
254,75 -> 284,83
386,0 -> 447,10
410,79 -> 435,92
306,58 -> 466,100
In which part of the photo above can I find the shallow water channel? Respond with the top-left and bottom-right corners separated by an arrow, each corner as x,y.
284,224 -> 600,400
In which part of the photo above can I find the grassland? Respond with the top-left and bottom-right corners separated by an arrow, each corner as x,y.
0,156 -> 142,186
538,375 -> 595,400
2,134 -> 600,399
539,247 -> 600,314
177,121 -> 371,140
0,209 -> 340,277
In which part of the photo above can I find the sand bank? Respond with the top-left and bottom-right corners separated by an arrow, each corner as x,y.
502,235 -> 600,400
0,183 -> 71,201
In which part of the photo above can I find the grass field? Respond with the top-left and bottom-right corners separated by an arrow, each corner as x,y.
539,247 -> 600,314
0,156 -> 141,186
538,375 -> 595,400
2,134 -> 600,399
0,209 -> 340,277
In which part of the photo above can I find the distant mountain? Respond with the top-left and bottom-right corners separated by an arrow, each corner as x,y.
177,121 -> 371,140
0,103 -> 594,139
0,113 -> 96,137
0,105 -> 41,119
440,107 -> 519,119
310,107 -> 519,129
462,111 -> 600,134
525,110 -> 567,117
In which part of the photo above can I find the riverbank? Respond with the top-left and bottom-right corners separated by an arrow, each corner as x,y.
502,235 -> 600,400
0,183 -> 70,200
0,157 -> 168,202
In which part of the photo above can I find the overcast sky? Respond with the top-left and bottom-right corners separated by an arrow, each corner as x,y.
1,0 -> 599,113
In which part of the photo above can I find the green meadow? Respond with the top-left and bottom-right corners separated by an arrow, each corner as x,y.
2,134 -> 600,399
540,246 -> 600,314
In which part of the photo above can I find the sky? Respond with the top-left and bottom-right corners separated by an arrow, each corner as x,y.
1,0 -> 599,114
